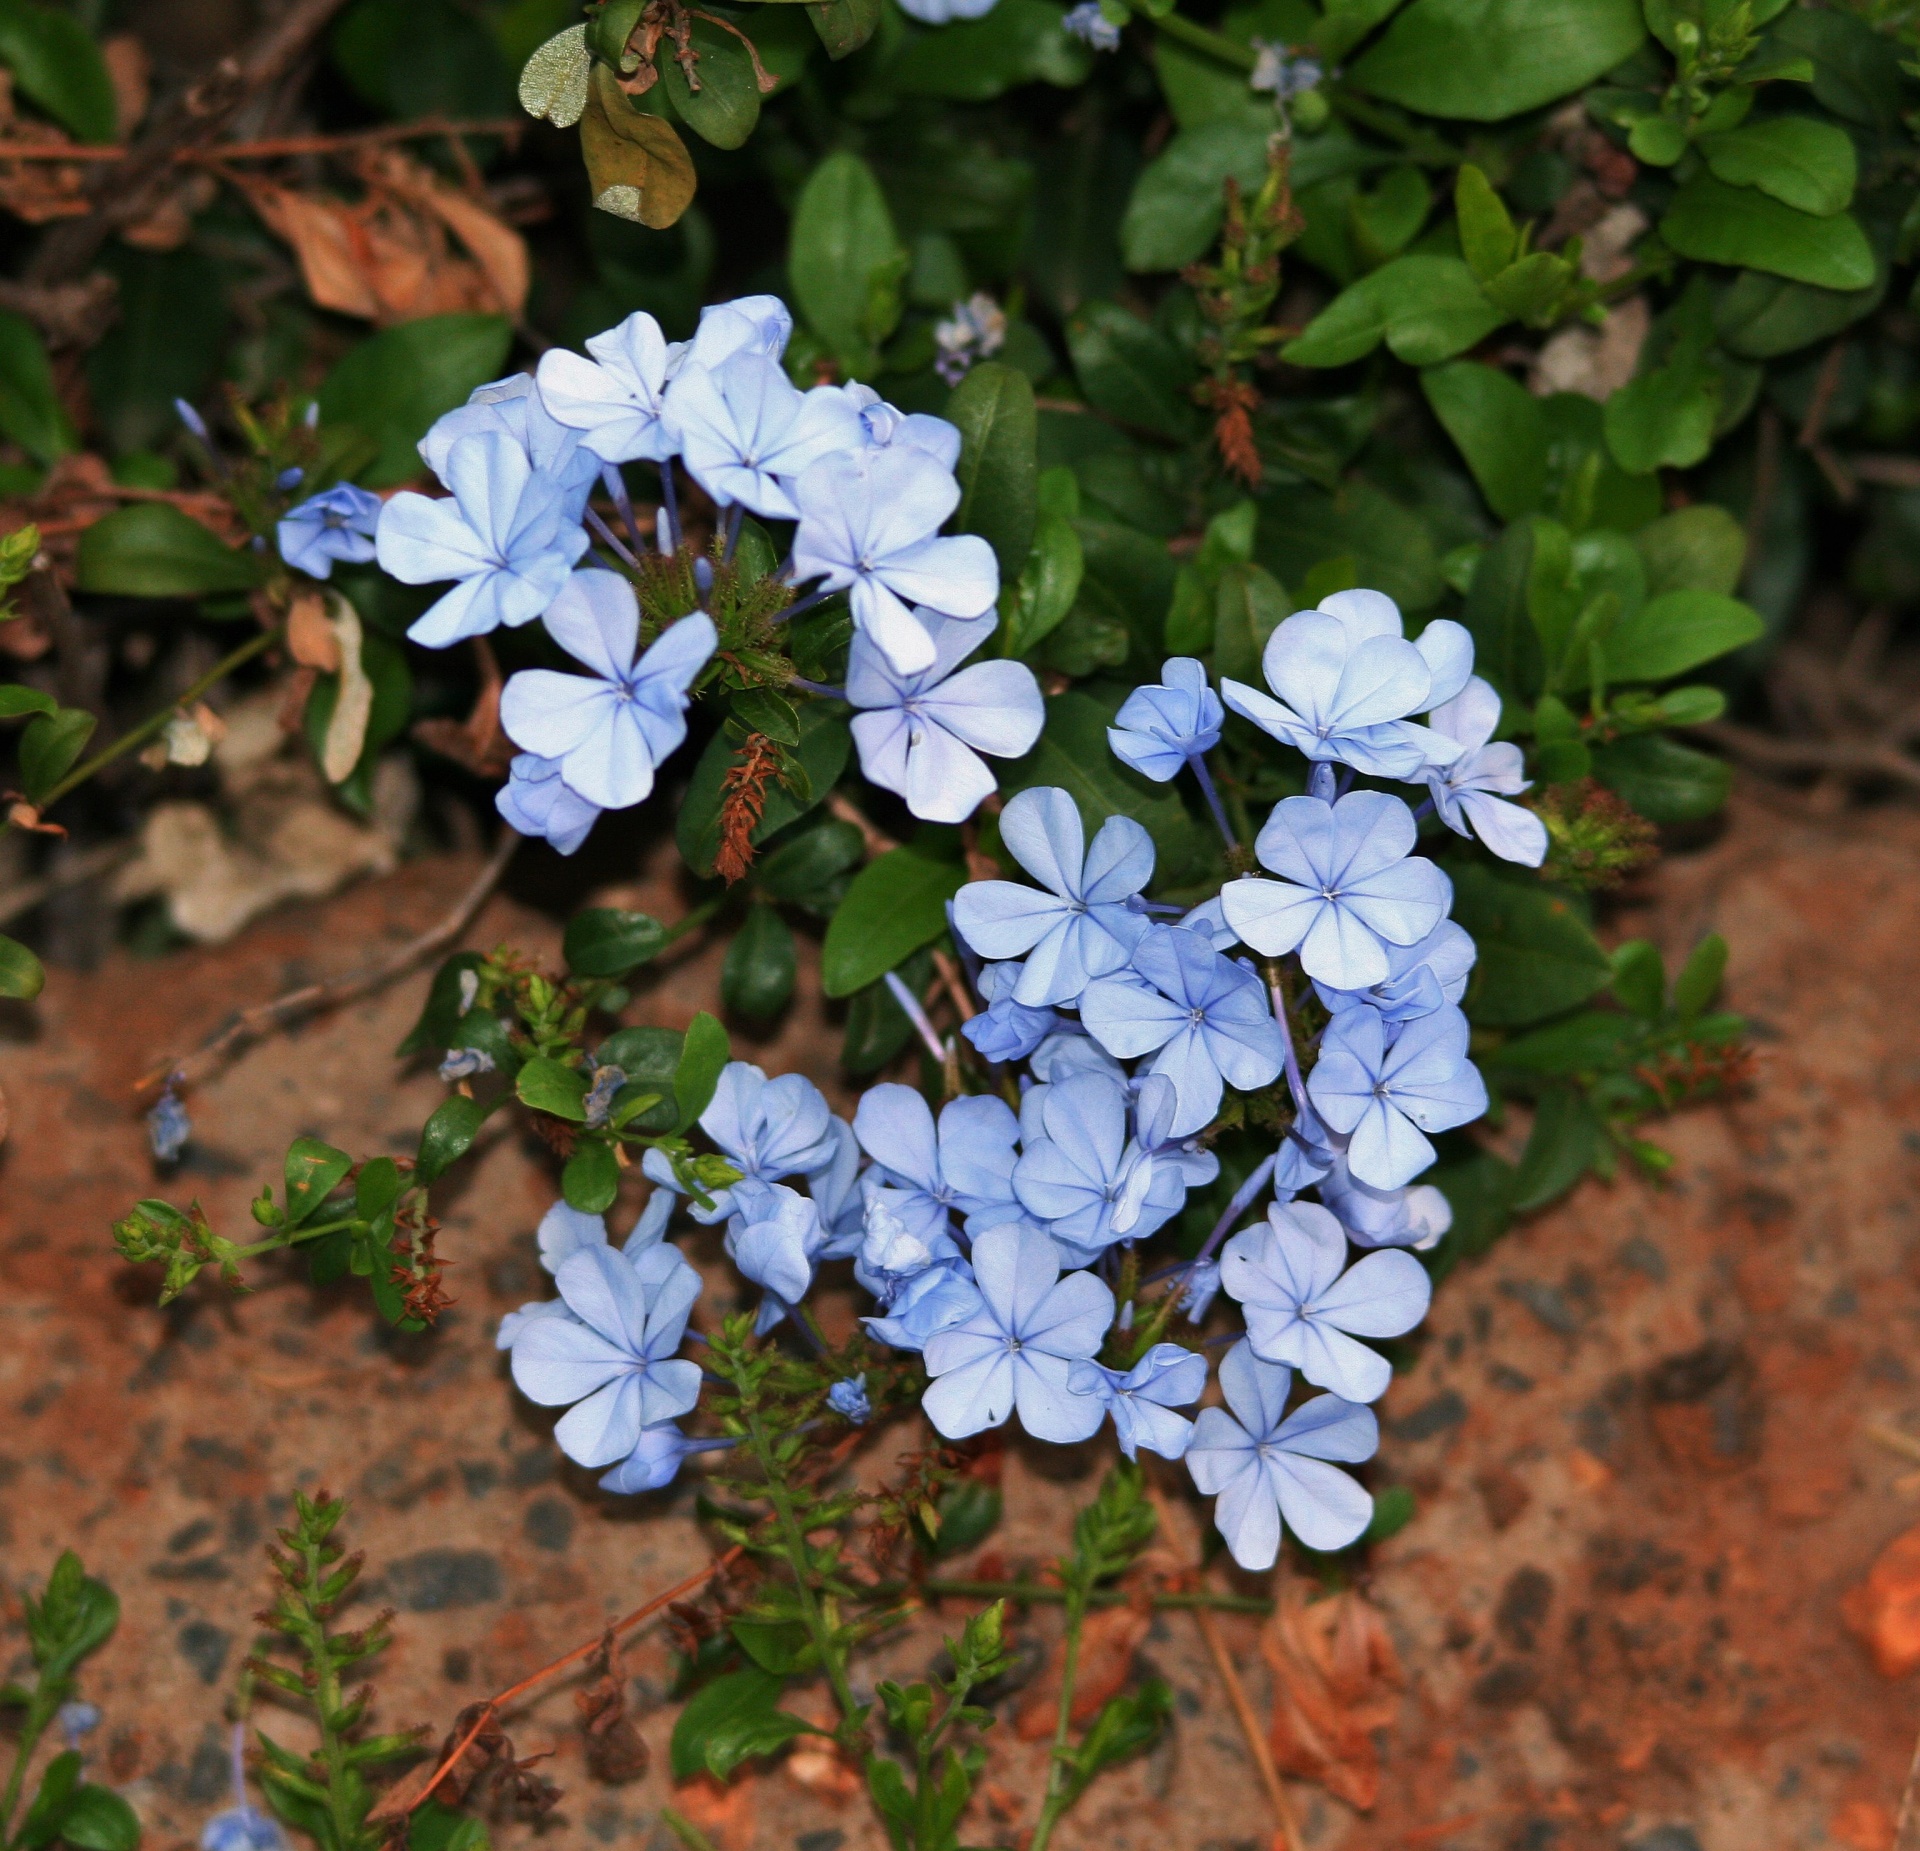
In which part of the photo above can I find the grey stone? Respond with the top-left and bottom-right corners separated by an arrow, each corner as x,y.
1391,1389 -> 1467,1441
524,1495 -> 574,1552
177,1620 -> 232,1686
383,1548 -> 503,1612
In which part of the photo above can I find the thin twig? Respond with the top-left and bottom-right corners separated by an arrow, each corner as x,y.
400,1547 -> 743,1817
826,790 -> 899,859
145,828 -> 521,1093
930,948 -> 976,1022
1867,1421 -> 1920,1467
1851,455 -> 1920,491
1691,721 -> 1920,794
1195,1605 -> 1306,1851
0,119 -> 528,161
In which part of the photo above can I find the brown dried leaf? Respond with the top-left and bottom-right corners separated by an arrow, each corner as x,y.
0,72 -> 90,223
286,591 -> 342,671
1262,1584 -> 1403,1813
575,1629 -> 649,1784
580,69 -> 696,229
1013,1602 -> 1151,1741
101,34 -> 148,137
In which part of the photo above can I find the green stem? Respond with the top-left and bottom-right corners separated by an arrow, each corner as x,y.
39,624 -> 282,812
1026,1578 -> 1088,1851
1151,10 -> 1257,71
660,895 -> 724,947
0,1679 -> 60,1847
917,1578 -> 1272,1615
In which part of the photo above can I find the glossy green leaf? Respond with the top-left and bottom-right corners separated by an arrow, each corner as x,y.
1065,301 -> 1199,442
677,703 -> 851,876
51,1785 -> 141,1851
1591,733 -> 1731,822
564,908 -> 668,979
1452,863 -> 1611,1028
562,1138 -> 621,1214
1421,362 -> 1546,521
662,14 -> 763,150
948,361 -> 1038,581
0,0 -> 117,140
1603,359 -> 1720,476
807,0 -> 882,58
753,818 -> 865,902
1674,933 -> 1728,1019
1700,115 -> 1856,219
673,1011 -> 730,1128
417,1094 -> 486,1184
87,249 -> 227,458
18,706 -> 95,805
318,313 -> 513,486
822,845 -> 964,998
1610,938 -> 1665,1020
1120,120 -> 1269,273
669,1669 -> 810,1782
75,503 -> 264,598
1512,1085 -> 1602,1211
789,152 -> 905,376
596,1024 -> 684,1134
517,1054 -> 589,1122
0,309 -> 76,463
0,932 -> 45,1000
1282,256 -> 1502,369
1633,506 -> 1745,598
1661,176 -> 1874,291
284,1138 -> 353,1227
1605,588 -> 1763,682
722,902 -> 796,1017
1001,510 -> 1084,658
1453,164 -> 1517,282
0,685 -> 55,719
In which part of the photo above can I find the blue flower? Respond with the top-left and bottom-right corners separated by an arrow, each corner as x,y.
498,570 -> 714,809
725,1181 -> 830,1326
376,432 -> 589,648
201,1723 -> 286,1851
1220,590 -> 1472,779
895,0 -> 999,21
1221,790 -> 1451,991
147,1086 -> 190,1162
951,788 -> 1155,1007
507,1243 -> 702,1466
681,294 -> 793,368
1061,1 -> 1121,49
1107,659 -> 1223,781
828,1374 -> 872,1423
666,350 -> 862,518
496,752 -> 602,855
276,484 -> 382,579
805,1114 -> 867,1250
848,611 -> 1044,823
1079,924 -> 1286,1136
863,1255 -> 982,1351
922,1225 -> 1114,1442
856,1194 -> 960,1303
536,1191 -> 671,1274
1068,1342 -> 1206,1460
1313,919 -> 1476,1025
1185,1340 -> 1377,1569
1306,1003 -> 1487,1190
536,311 -> 676,463
961,959 -> 1059,1064
438,1047 -> 495,1081
1318,1155 -> 1454,1252
843,384 -> 962,467
1425,676 -> 1548,867
597,1422 -> 735,1494
791,445 -> 999,676
421,374 -> 600,517
1177,1258 -> 1222,1323
853,1083 -> 1025,1241
644,1062 -> 840,1222
1221,1200 -> 1430,1403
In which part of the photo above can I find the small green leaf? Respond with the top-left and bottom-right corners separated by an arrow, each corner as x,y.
1421,361 -> 1546,521
1361,1484 -> 1416,1544
18,706 -> 95,805
283,1138 -> 353,1227
0,685 -> 58,719
562,1138 -> 621,1214
596,1024 -> 684,1134
661,12 -> 764,150
0,0 -> 117,140
1452,863 -> 1611,1028
50,1785 -> 140,1851
0,308 -> 77,463
1673,933 -> 1728,1019
564,907 -> 668,979
674,1011 -> 730,1129
722,903 -> 796,1018
0,932 -> 45,999
1633,505 -> 1745,598
74,503 -> 263,598
1700,115 -> 1856,219
417,1094 -> 486,1185
731,686 -> 801,746
1453,164 -> 1516,281
1590,733 -> 1731,822
669,1669 -> 810,1782
807,0 -> 882,59
1282,255 -> 1502,369
789,152 -> 905,376
356,1156 -> 405,1221
1605,588 -> 1763,682
1603,361 -> 1720,475
317,314 -> 513,487
20,1749 -> 82,1849
754,818 -> 865,902
1512,1085 -> 1603,1211
396,951 -> 488,1057
1610,939 -> 1665,1020
948,362 -> 1038,583
517,1055 -> 589,1122
1066,301 -> 1199,441
821,846 -> 964,999
1661,175 -> 1874,291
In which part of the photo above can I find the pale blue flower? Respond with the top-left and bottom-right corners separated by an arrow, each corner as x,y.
1220,590 -> 1472,779
1313,919 -> 1475,1025
1250,41 -> 1322,97
1068,1342 -> 1206,1460
951,788 -> 1155,1007
598,1421 -> 735,1494
725,1180 -> 830,1326
422,373 -> 600,517
791,445 -> 999,676
849,611 -> 1044,823
680,294 -> 793,370
499,571 -> 714,808
1425,676 -> 1547,867
1178,1258 -> 1222,1323
864,1255 -> 982,1350
805,1114 -> 867,1250
147,1086 -> 190,1162
276,484 -> 381,578
843,383 -> 962,468
667,350 -> 862,518
438,1047 -> 494,1081
856,1193 -> 960,1303
1062,1 -> 1120,49
377,432 -> 589,647
962,958 -> 1059,1063
643,1061 -> 839,1222
1185,1340 -> 1377,1569
828,1374 -> 872,1423
854,1083 -> 1025,1240
507,1243 -> 702,1466
1306,1003 -> 1487,1190
496,751 -> 602,855
922,1225 -> 1115,1442
1108,659 -> 1223,781
1318,1153 -> 1454,1252
1221,1200 -> 1430,1403
536,311 -> 676,464
896,0 -> 999,22
202,1726 -> 286,1851
1079,924 -> 1285,1136
1221,790 -> 1451,991
58,1702 -> 100,1748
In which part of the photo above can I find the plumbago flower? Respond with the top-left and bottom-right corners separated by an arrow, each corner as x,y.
534,310 -> 676,463
496,752 -> 601,855
1069,1343 -> 1207,1461
644,1061 -> 839,1221
1307,1003 -> 1488,1190
277,483 -> 381,578
1425,676 -> 1549,867
1106,657 -> 1224,781
667,350 -> 863,518
853,1084 -> 1025,1241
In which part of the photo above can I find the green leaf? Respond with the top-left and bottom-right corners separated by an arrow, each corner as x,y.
948,362 -> 1038,582
1660,175 -> 1873,292
807,0 -> 882,58
1349,0 -> 1644,122
0,932 -> 45,1000
1590,733 -> 1730,822
75,503 -> 263,598
87,249 -> 226,458
318,314 -> 514,486
597,1024 -> 684,1134
1120,120 -> 1269,272
890,0 -> 1091,101
722,903 -> 796,1017
1421,362 -> 1545,521
0,685 -> 56,719
822,845 -> 964,999
1282,256 -> 1502,369
397,951 -> 487,1057
1512,1085 -> 1602,1211
284,1138 -> 353,1226
661,13 -> 762,150
1428,1148 -> 1515,1266
674,1011 -> 730,1128
417,1093 -> 486,1184
1674,933 -> 1728,1019
1602,360 -> 1720,476
408,1797 -> 491,1851
1495,1010 -> 1639,1075
1611,939 -> 1665,1019
669,1669 -> 810,1782
1700,115 -> 1855,219
517,1055 -> 589,1122
1065,301 -> 1199,442
18,706 -> 95,805
1362,1484 -> 1417,1544
20,1749 -> 82,1850
1605,588 -> 1763,682
0,0 -> 117,140
1453,164 -> 1517,282
1452,863 -> 1611,1028
562,1138 -> 621,1214
678,702 -> 851,876
753,818 -> 865,903
517,23 -> 589,125
49,1785 -> 140,1851
1212,561 -> 1288,690
1633,506 -> 1744,598
356,1156 -> 405,1221
789,152 -> 905,377
564,908 -> 667,979
1462,519 -> 1544,703
0,309 -> 75,462
1001,511 -> 1085,659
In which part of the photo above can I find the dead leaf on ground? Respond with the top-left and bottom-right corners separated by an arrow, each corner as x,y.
574,1629 -> 649,1783
1842,1521 -> 1920,1677
0,70 -> 91,222
1014,1601 -> 1151,1740
673,1773 -> 756,1851
1263,1583 -> 1404,1812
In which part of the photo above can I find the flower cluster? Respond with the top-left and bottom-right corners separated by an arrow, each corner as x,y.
490,585 -> 1528,1572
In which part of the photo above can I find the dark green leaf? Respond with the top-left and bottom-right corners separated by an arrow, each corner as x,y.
661,14 -> 762,150
0,0 -> 116,140
1350,0 -> 1644,121
75,504 -> 263,598
1603,359 -> 1719,476
1362,1484 -> 1416,1544
678,703 -> 851,876
789,152 -> 905,376
562,1138 -> 621,1214
20,1749 -> 82,1850
1590,733 -> 1731,822
0,932 -> 45,1000
841,948 -> 933,1074
890,0 -> 1091,101
923,1478 -> 1002,1557
0,686 -> 57,719
284,1138 -> 353,1226
0,308 -> 76,462
1212,561 -> 1287,690
1605,588 -> 1763,682
754,818 -> 865,902
1633,506 -> 1744,598
807,0 -> 882,58
1611,939 -> 1665,1020
1454,164 -> 1517,281
49,1785 -> 140,1851
668,1669 -> 810,1782
356,1156 -> 405,1221
564,908 -> 668,979
1421,361 -> 1546,521
1700,116 -> 1855,218
1769,7 -> 1903,132
730,1617 -> 813,1675
517,1055 -> 589,1122
722,903 -> 796,1018
19,706 -> 95,805
1673,933 -> 1728,1018
674,1011 -> 730,1128
947,362 -> 1038,582
1120,120 -> 1269,273
86,250 -> 226,458
1452,863 -> 1611,1027
1066,301 -> 1199,442
597,1025 -> 684,1134
1494,1010 -> 1638,1075
1512,1085 -> 1602,1211
731,686 -> 800,746
318,314 -> 513,486
1428,1148 -> 1516,1268
1714,263 -> 1885,360
417,1094 -> 486,1185
397,951 -> 487,1057
1661,176 -> 1873,291
1282,256 -> 1502,369
407,1797 -> 491,1851
822,845 -> 964,999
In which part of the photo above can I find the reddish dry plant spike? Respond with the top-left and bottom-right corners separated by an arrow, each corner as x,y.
1200,376 -> 1264,487
1635,1038 -> 1754,1109
715,730 -> 782,883
389,1206 -> 454,1323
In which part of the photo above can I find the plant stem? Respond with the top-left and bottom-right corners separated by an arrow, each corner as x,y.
918,1578 -> 1272,1614
1188,751 -> 1239,849
1152,10 -> 1256,71
1026,1576 -> 1089,1851
0,1679 -> 59,1845
40,624 -> 281,812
